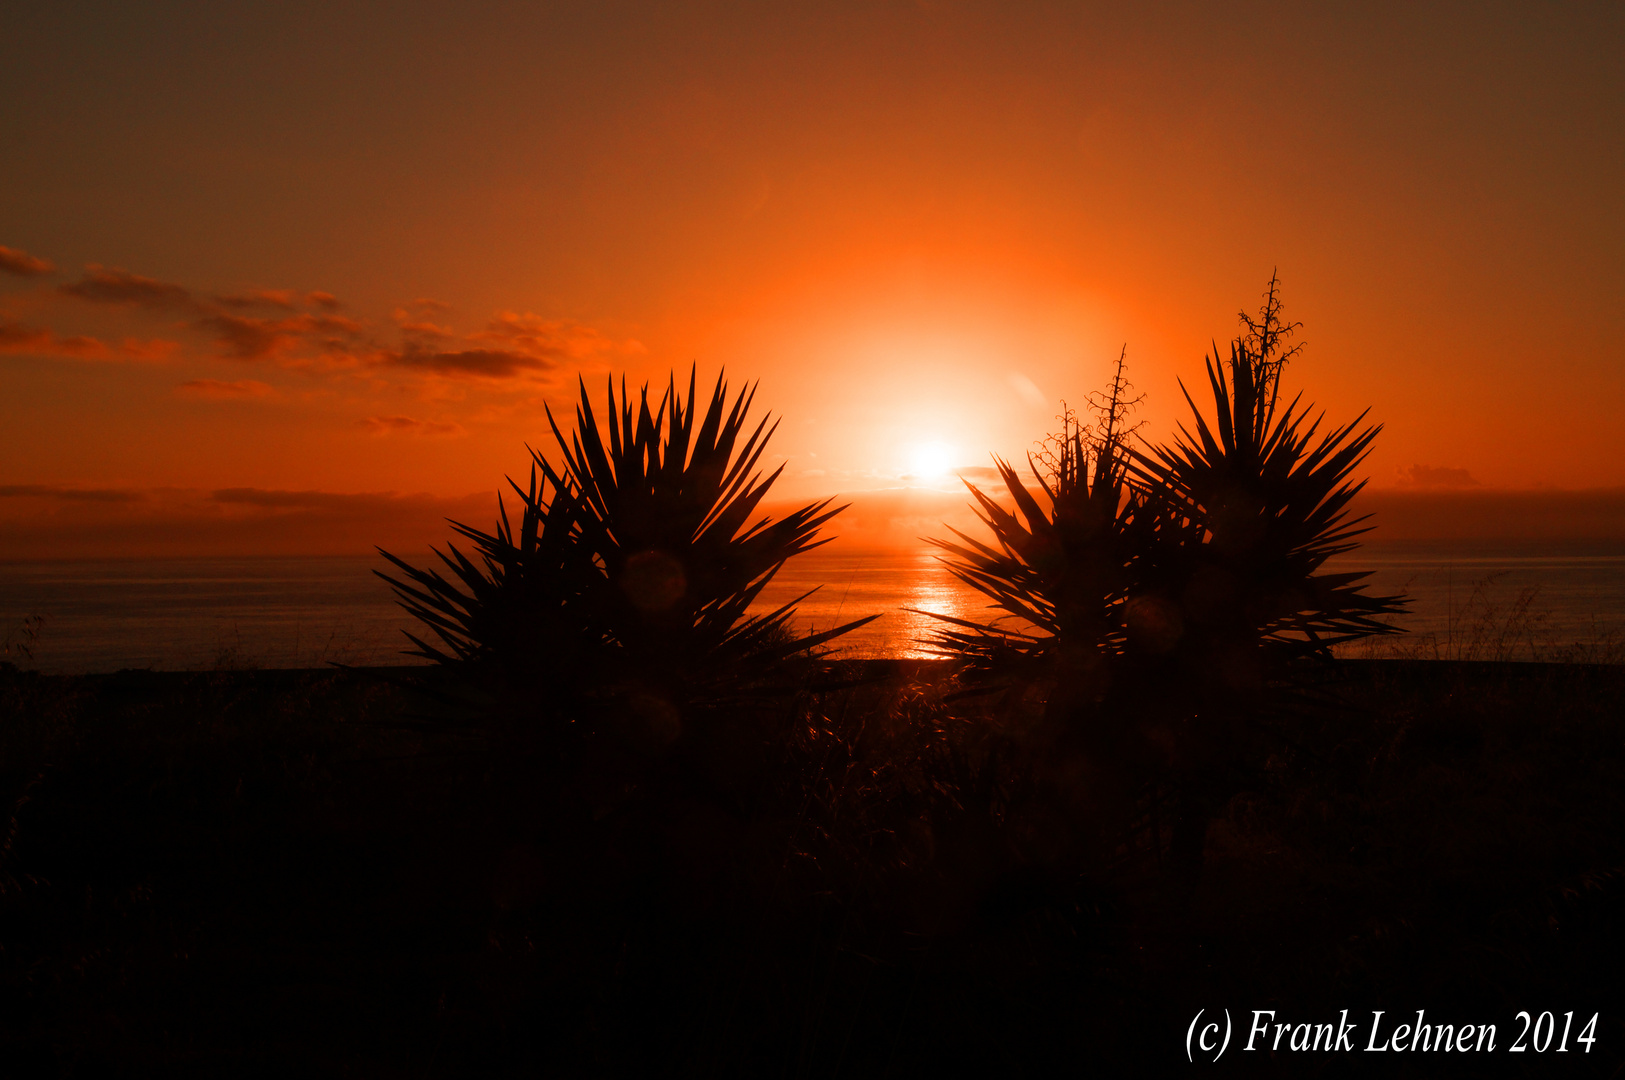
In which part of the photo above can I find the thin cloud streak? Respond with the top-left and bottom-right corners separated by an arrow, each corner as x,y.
0,245 -> 55,277
360,415 -> 465,436
0,317 -> 174,362
198,311 -> 366,361
1395,464 -> 1480,489
215,289 -> 345,313
0,318 -> 110,358
177,378 -> 277,400
216,289 -> 300,312
59,266 -> 198,310
387,348 -> 555,378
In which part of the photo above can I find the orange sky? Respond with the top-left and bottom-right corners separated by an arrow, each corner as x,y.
2,2 -> 1622,556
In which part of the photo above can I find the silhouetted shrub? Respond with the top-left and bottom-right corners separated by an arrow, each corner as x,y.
1131,275 -> 1406,687
378,368 -> 875,759
922,277 -> 1408,885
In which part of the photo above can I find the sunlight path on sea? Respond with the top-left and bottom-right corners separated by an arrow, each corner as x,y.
751,548 -> 1002,660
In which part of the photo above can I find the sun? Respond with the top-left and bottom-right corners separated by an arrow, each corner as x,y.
906,440 -> 956,479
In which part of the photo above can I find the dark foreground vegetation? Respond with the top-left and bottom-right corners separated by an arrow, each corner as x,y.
1,658 -> 1621,1076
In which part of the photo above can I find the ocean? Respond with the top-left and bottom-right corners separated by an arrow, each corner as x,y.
3,541 -> 1623,674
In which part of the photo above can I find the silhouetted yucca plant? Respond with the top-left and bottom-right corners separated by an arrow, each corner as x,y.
379,367 -> 875,751
546,368 -> 876,709
917,353 -> 1206,886
920,280 -> 1407,888
1130,275 -> 1406,689
918,349 -> 1176,698
1118,276 -> 1409,894
376,460 -> 620,757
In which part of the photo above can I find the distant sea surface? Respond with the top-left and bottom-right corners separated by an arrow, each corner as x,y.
4,541 -> 1624,674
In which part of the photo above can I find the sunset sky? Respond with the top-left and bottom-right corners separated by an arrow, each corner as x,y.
2,1 -> 1622,556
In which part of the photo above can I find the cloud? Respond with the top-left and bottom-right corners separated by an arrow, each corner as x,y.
955,465 -> 1002,482
216,289 -> 299,311
373,308 -> 645,381
0,320 -> 179,363
0,484 -> 142,502
197,313 -> 299,361
35,257 -> 628,386
119,338 -> 180,362
0,318 -> 111,358
59,266 -> 197,310
0,245 -> 55,277
50,262 -> 371,367
472,311 -> 646,362
360,415 -> 465,437
177,378 -> 277,400
0,319 -> 179,363
215,288 -> 347,313
1395,464 -> 1480,489
392,307 -> 457,349
197,311 -> 365,361
388,347 -> 555,378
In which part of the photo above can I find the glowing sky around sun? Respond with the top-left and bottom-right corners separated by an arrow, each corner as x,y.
1,1 -> 1622,556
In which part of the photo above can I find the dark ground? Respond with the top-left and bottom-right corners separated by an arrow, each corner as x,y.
0,658 -> 1621,1077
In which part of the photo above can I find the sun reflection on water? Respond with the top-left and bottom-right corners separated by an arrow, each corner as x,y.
751,548 -> 1017,658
